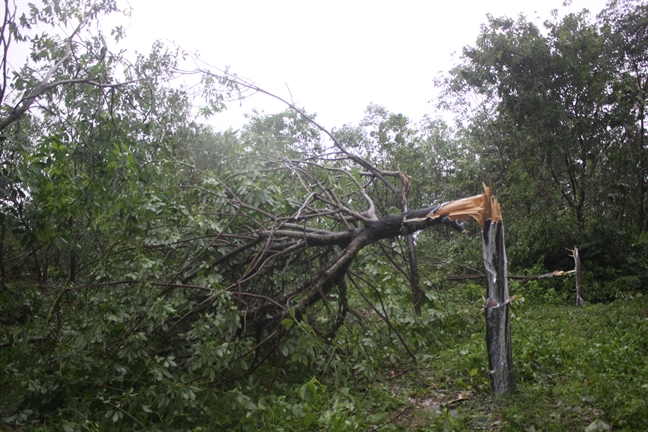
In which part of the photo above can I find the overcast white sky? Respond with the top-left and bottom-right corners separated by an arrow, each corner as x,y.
101,0 -> 610,129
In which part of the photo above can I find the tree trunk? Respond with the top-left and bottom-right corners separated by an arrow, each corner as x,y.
573,247 -> 583,306
69,217 -> 76,284
638,101 -> 645,233
399,171 -> 422,315
406,234 -> 421,315
0,220 -> 6,289
480,187 -> 516,396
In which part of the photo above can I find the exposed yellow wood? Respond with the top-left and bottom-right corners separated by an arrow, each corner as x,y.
480,182 -> 502,224
434,193 -> 484,224
403,183 -> 502,228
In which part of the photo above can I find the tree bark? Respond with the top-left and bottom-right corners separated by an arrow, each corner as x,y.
0,220 -> 6,289
406,235 -> 421,315
479,186 -> 516,396
399,171 -> 422,315
573,247 -> 584,306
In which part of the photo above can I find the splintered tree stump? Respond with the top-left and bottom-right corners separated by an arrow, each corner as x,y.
482,218 -> 516,396
419,184 -> 517,395
573,247 -> 584,306
459,185 -> 516,396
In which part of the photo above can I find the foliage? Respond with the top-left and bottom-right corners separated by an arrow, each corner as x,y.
0,1 -> 471,429
438,2 -> 648,293
1,0 -> 648,431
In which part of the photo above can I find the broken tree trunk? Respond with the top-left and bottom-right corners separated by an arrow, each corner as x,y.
573,247 -> 584,306
478,185 -> 516,396
414,184 -> 516,395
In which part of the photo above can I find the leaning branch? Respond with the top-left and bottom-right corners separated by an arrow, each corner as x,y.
0,0 -> 17,107
0,19 -> 137,133
0,17 -> 82,132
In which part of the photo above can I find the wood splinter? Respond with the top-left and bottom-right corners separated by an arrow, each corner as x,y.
402,183 -> 501,228
481,294 -> 518,311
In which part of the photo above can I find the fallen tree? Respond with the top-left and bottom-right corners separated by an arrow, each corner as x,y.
166,155 -> 491,365
1,29 -> 522,424
36,71 -> 518,397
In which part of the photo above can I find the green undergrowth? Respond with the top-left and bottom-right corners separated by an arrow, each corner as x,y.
396,289 -> 648,431
199,284 -> 648,431
2,283 -> 647,431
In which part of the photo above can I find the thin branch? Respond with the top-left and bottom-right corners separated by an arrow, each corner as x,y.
0,0 -> 17,107
446,270 -> 573,283
190,64 -> 401,197
0,17 -> 137,133
347,271 -> 417,363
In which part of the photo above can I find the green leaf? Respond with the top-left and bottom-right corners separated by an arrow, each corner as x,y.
300,378 -> 318,402
352,168 -> 361,184
585,420 -> 610,432
281,318 -> 294,331
299,383 -> 310,401
304,412 -> 317,428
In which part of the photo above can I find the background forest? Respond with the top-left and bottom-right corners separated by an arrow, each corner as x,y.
1,0 -> 647,430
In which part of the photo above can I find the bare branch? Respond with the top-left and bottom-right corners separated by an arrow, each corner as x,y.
182,59 -> 402,197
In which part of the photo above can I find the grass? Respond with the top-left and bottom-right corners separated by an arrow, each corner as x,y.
386,291 -> 648,431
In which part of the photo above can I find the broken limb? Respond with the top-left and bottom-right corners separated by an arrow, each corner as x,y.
447,270 -> 575,283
